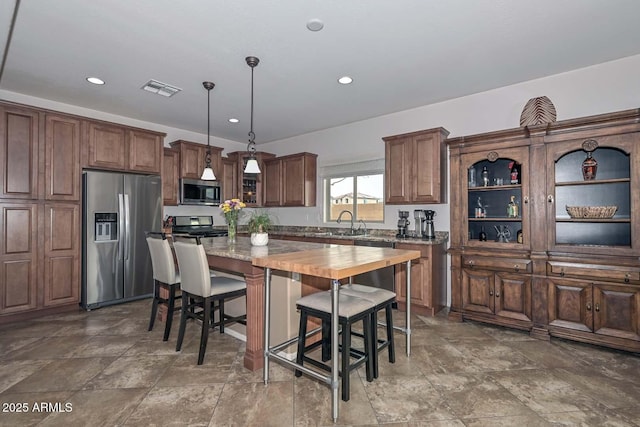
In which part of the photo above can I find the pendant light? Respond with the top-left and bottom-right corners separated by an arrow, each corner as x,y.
201,81 -> 216,180
244,56 -> 261,174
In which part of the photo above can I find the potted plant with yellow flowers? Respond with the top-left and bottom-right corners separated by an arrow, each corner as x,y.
247,211 -> 272,246
219,198 -> 246,244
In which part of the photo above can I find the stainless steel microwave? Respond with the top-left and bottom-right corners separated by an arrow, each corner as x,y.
180,179 -> 222,205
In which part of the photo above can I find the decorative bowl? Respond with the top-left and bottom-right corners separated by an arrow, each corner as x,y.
565,205 -> 617,219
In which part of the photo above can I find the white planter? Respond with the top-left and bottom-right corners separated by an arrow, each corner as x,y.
250,232 -> 269,246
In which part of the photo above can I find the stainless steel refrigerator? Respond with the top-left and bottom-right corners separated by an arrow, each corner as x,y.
81,170 -> 162,309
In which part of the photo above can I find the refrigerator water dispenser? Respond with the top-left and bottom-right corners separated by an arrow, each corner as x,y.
95,213 -> 117,241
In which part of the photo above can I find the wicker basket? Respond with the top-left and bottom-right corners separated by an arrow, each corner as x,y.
565,205 -> 617,219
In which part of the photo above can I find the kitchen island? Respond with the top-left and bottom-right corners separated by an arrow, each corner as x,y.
199,236 -> 334,371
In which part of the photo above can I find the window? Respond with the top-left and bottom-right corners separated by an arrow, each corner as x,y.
324,173 -> 384,222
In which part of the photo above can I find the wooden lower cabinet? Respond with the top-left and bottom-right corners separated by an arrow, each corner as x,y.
461,268 -> 532,326
0,203 -> 38,314
0,201 -> 80,320
43,203 -> 80,307
548,277 -> 640,351
394,242 -> 446,317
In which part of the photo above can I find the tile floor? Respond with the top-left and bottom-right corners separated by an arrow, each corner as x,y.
1,299 -> 639,426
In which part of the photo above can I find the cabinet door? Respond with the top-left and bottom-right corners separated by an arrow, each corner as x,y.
128,130 -> 162,174
413,131 -> 445,203
282,154 -> 317,206
85,122 -> 126,170
222,157 -> 238,201
43,203 -> 80,307
384,138 -> 411,204
0,203 -> 38,314
162,148 -> 179,206
395,255 -> 425,305
461,268 -> 495,315
0,105 -> 40,199
593,282 -> 640,341
263,159 -> 282,206
547,278 -> 593,332
180,144 -> 205,179
494,272 -> 532,321
45,114 -> 80,201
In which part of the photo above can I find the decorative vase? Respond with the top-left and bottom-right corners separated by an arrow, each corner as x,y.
250,232 -> 269,246
227,217 -> 237,244
582,151 -> 597,180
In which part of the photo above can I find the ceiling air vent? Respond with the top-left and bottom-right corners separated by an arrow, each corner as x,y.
141,79 -> 181,97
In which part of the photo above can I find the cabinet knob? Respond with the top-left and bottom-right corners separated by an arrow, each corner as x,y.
586,302 -> 592,311
595,303 -> 600,312
467,260 -> 475,267
523,196 -> 529,204
489,289 -> 494,296
514,264 -> 520,272
625,274 -> 630,283
495,291 -> 500,298
559,268 -> 565,277
548,195 -> 554,204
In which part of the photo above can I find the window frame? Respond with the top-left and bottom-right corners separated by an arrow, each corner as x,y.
323,170 -> 385,224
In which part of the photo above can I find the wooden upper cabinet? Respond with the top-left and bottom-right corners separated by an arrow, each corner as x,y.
162,148 -> 180,206
263,153 -> 317,207
282,153 -> 317,207
384,127 -> 449,204
128,130 -> 162,174
85,121 -> 126,170
0,105 -> 40,199
84,121 -> 164,174
169,140 -> 223,180
262,158 -> 282,207
221,157 -> 238,201
45,114 -> 80,201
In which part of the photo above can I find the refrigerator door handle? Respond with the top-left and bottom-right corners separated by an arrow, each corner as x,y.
118,193 -> 125,258
124,193 -> 131,261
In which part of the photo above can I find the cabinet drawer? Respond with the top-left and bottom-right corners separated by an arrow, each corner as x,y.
463,256 -> 531,273
547,261 -> 640,283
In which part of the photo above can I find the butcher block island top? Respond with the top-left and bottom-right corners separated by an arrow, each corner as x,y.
252,244 -> 421,279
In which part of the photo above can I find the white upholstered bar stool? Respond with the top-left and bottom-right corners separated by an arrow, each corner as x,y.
340,283 -> 396,378
173,236 -> 247,365
145,232 -> 182,341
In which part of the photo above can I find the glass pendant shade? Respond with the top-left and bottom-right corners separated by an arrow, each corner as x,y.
244,157 -> 261,174
201,165 -> 216,180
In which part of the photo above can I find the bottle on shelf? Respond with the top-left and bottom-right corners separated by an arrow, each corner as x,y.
481,166 -> 489,187
479,226 -> 487,241
509,162 -> 520,184
475,196 -> 485,218
468,165 -> 477,187
582,151 -> 598,180
507,195 -> 519,218
516,229 -> 523,244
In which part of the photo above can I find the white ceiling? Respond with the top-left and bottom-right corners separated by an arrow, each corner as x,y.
2,0 -> 640,144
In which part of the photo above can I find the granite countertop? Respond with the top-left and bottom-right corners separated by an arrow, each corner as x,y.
264,226 -> 449,246
197,236 -> 333,262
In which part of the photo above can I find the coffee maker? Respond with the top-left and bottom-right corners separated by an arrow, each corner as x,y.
414,210 -> 426,238
396,211 -> 410,238
423,210 -> 436,240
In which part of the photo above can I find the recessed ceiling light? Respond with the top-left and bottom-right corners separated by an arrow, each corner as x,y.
337,76 -> 353,85
228,118 -> 239,123
306,18 -> 324,32
86,76 -> 105,85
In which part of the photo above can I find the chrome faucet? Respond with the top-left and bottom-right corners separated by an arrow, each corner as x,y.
357,219 -> 368,235
336,210 -> 354,234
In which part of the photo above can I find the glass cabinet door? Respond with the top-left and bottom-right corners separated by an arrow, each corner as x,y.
462,146 -> 530,248
546,134 -> 637,255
